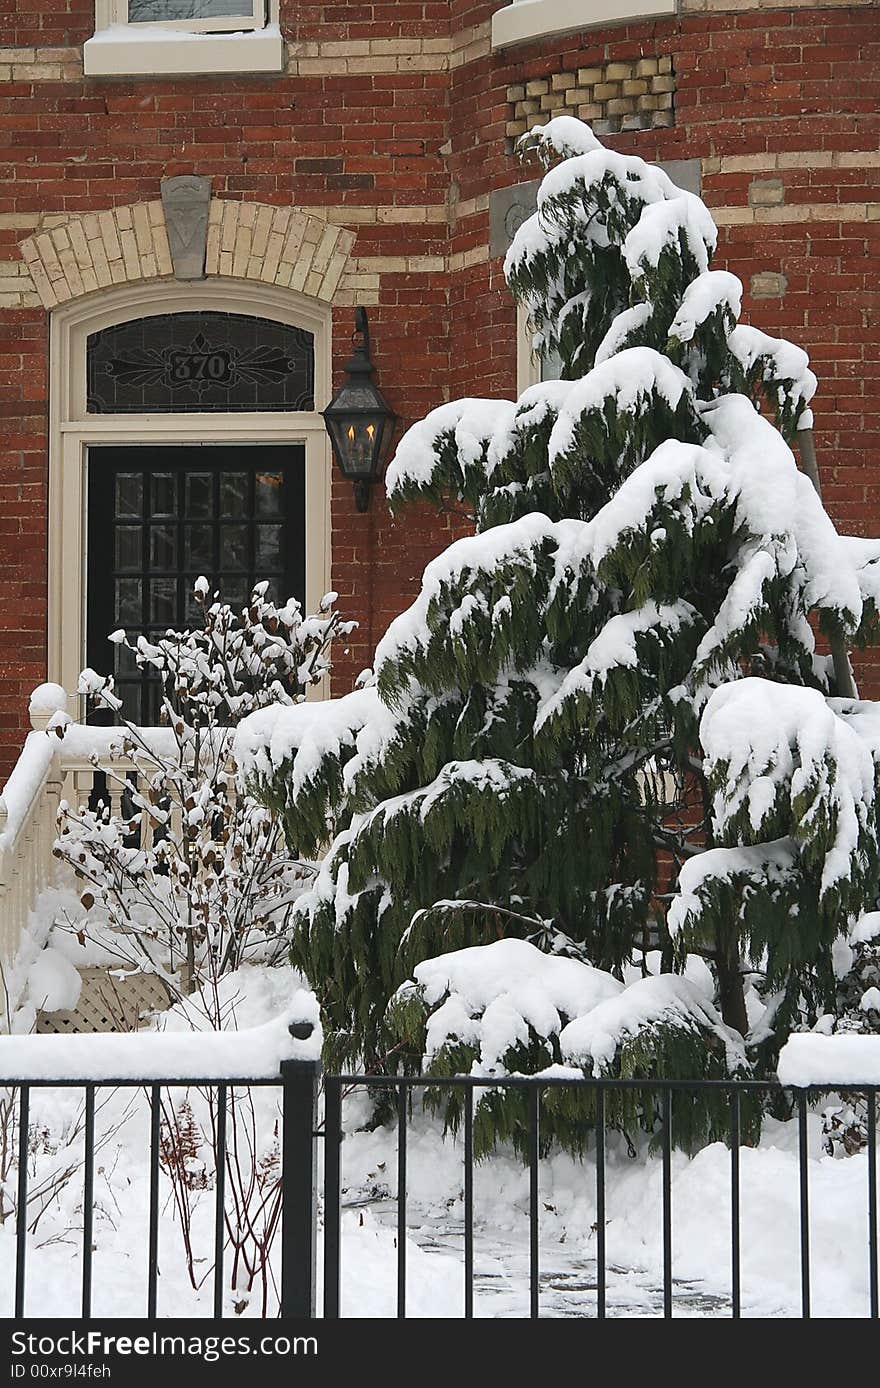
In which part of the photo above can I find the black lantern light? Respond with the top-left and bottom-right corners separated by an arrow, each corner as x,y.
322,307 -> 397,512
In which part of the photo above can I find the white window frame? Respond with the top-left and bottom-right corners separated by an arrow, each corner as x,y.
85,0 -> 284,77
517,304 -> 564,393
101,0 -> 265,33
492,0 -> 676,51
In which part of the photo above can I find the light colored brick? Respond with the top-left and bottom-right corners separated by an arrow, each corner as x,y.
750,271 -> 788,298
749,177 -> 785,207
0,214 -> 39,229
98,211 -> 121,262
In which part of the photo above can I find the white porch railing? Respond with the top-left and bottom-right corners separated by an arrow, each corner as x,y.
0,685 -> 197,1004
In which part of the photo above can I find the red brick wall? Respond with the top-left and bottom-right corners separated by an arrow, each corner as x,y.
0,2 -> 878,774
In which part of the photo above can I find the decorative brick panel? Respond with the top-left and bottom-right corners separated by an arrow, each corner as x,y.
506,55 -> 675,143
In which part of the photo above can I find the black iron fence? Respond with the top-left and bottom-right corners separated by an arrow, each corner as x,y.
4,1061 -> 879,1320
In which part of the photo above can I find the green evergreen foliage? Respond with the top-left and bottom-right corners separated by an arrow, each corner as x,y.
237,118 -> 880,1150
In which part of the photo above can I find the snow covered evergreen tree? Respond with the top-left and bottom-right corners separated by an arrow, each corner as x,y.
237,119 -> 880,1134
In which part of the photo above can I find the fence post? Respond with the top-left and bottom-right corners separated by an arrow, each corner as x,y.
280,1035 -> 321,1320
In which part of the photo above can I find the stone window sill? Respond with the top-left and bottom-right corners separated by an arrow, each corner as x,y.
491,0 -> 676,50
83,22 -> 285,77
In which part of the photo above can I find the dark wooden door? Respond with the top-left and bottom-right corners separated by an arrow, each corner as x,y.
87,444 -> 306,723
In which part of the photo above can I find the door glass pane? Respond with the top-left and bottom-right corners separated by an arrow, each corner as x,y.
149,524 -> 176,569
256,524 -> 282,571
115,527 -> 141,570
115,579 -> 142,625
256,470 -> 283,515
150,472 -> 176,517
220,472 -> 248,515
185,472 -> 213,517
115,474 -> 142,517
223,579 -> 249,613
149,579 -> 177,624
220,524 -> 248,571
185,524 -> 213,571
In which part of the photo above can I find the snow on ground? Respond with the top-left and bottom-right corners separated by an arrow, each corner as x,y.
1,962 -> 877,1318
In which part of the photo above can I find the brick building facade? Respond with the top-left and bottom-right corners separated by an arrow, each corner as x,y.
0,0 -> 878,773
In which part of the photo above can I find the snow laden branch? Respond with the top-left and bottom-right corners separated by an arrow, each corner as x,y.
53,580 -> 353,1012
669,680 -> 880,979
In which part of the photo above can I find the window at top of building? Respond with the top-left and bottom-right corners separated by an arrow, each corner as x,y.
84,0 -> 284,77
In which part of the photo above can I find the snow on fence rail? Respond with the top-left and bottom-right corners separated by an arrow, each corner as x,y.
0,684 -> 234,1006
778,1034 -> 880,1088
0,999 -> 321,1082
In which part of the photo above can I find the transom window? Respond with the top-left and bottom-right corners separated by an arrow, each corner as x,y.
87,313 -> 315,415
88,445 -> 306,723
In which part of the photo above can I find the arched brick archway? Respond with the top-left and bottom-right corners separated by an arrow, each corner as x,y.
19,200 -> 357,310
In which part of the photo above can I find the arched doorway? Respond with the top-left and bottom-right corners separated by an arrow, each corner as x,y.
49,279 -> 332,713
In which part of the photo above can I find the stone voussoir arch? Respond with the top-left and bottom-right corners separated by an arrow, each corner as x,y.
19,198 -> 356,310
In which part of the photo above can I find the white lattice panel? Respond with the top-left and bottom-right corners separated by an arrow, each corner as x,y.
36,967 -> 171,1034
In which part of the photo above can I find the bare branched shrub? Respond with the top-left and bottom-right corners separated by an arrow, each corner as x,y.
51,579 -> 353,1005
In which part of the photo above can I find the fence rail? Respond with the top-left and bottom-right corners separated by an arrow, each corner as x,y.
3,1061 -> 879,1320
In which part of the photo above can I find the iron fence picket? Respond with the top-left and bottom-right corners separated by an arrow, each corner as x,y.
798,1093 -> 811,1319
82,1085 -> 95,1320
595,1084 -> 606,1320
730,1088 -> 741,1320
463,1087 -> 474,1321
213,1083 -> 227,1321
662,1087 -> 673,1319
397,1083 -> 408,1320
147,1084 -> 160,1319
869,1092 -> 878,1320
528,1085 -> 540,1320
323,1075 -> 342,1321
15,1084 -> 29,1320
